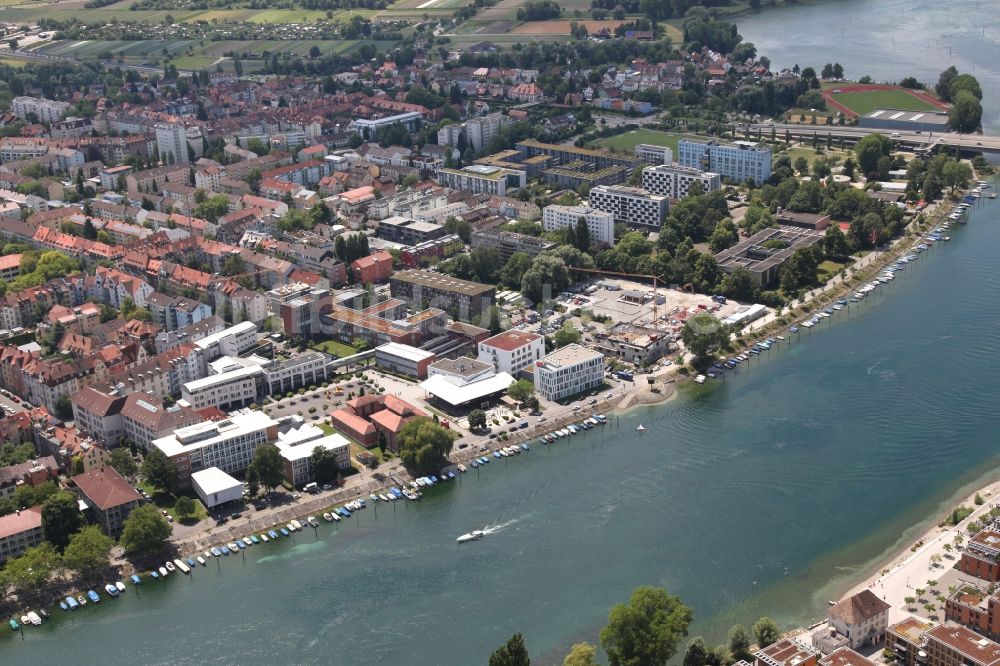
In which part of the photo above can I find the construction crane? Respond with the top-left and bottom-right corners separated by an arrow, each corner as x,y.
570,266 -> 666,330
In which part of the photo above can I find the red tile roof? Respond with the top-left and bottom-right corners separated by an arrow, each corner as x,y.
71,468 -> 143,510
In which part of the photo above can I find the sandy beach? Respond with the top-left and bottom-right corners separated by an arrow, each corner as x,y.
840,475 -> 1000,623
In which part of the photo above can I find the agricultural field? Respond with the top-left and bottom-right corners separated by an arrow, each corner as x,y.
34,38 -> 370,64
592,129 -> 702,155
511,19 -> 628,34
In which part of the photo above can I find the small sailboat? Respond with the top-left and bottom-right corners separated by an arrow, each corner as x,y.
636,424 -> 646,433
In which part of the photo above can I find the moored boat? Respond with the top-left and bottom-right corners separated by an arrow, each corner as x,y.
174,559 -> 190,574
27,611 -> 41,625
65,596 -> 79,610
323,512 -> 334,522
116,581 -> 126,592
131,574 -> 142,585
307,515 -> 319,527
87,590 -> 100,603
105,584 -> 119,597
158,566 -> 168,576
197,556 -> 207,566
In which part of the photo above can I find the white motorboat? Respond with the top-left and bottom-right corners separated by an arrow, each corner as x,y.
456,530 -> 485,544
307,516 -> 319,527
115,581 -> 126,592
197,556 -> 207,566
323,512 -> 334,522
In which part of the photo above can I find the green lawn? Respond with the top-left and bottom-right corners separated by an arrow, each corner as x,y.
817,259 -> 849,281
592,129 -> 701,155
829,89 -> 939,116
311,338 -> 359,358
782,146 -> 851,168
169,56 -> 221,70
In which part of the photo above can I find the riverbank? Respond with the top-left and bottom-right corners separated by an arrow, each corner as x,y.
840,472 -> 1000,623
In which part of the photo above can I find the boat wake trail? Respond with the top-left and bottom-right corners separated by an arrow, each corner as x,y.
483,518 -> 519,534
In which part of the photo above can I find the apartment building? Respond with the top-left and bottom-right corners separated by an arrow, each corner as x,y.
12,96 -> 70,123
378,216 -> 447,246
390,269 -> 496,323
887,618 -> 938,666
589,185 -> 668,228
0,507 -> 43,564
70,386 -> 127,445
533,343 -> 604,401
181,366 -> 262,411
154,122 -> 189,165
150,411 -> 280,487
642,163 -> 722,200
542,204 -> 616,246
193,321 -> 259,362
478,330 -> 544,376
634,144 -> 673,165
437,113 -> 512,154
121,392 -> 204,450
436,164 -> 526,196
71,468 -> 144,538
677,139 -> 772,184
469,228 -> 556,263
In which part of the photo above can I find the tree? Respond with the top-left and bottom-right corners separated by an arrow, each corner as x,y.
600,586 -> 693,666
948,91 -> 983,133
508,379 -> 535,404
553,322 -> 582,348
63,525 -> 114,578
249,443 -> 285,492
246,466 -> 260,499
942,159 -> 973,194
684,637 -> 709,666
754,617 -> 782,648
936,66 -> 959,101
728,625 -> 752,663
109,448 -> 138,480
502,252 -> 534,289
397,417 -> 457,475
563,642 -> 599,666
119,503 -> 172,556
1,542 -> 62,592
174,495 -> 195,519
467,409 -> 488,431
41,491 -> 83,551
575,217 -> 591,252
854,133 -> 891,177
54,394 -> 73,421
708,219 -> 738,253
681,313 -> 728,363
310,445 -> 341,486
490,633 -> 531,666
823,224 -> 851,258
142,447 -> 177,494
949,73 -> 982,101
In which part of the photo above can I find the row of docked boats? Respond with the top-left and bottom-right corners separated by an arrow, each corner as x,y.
9,610 -> 45,631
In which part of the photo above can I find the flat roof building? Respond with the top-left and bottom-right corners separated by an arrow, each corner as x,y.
0,506 -> 43,564
714,226 -> 824,287
275,423 -> 351,486
470,228 -> 556,263
375,342 -> 436,379
533,343 -> 604,401
181,365 -> 262,411
642,163 -> 721,200
859,108 -> 949,133
151,411 -> 279,486
478,330 -> 545,376
390,269 -> 496,324
678,139 -> 772,184
420,358 -> 514,412
542,204 -> 616,246
194,321 -> 258,362
635,144 -> 673,165
589,185 -> 668,228
191,467 -> 243,509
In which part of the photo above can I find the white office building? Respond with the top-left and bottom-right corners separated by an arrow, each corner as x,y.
261,351 -> 330,395
374,342 -> 436,379
542,204 -> 616,246
181,366 -> 262,410
533,343 -> 604,401
155,122 -> 189,165
478,330 -> 545,376
151,411 -> 279,483
11,96 -> 70,123
677,139 -> 772,184
275,422 -> 351,486
634,144 -> 673,165
194,321 -> 258,362
641,164 -> 722,200
191,467 -> 243,509
589,185 -> 668,228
